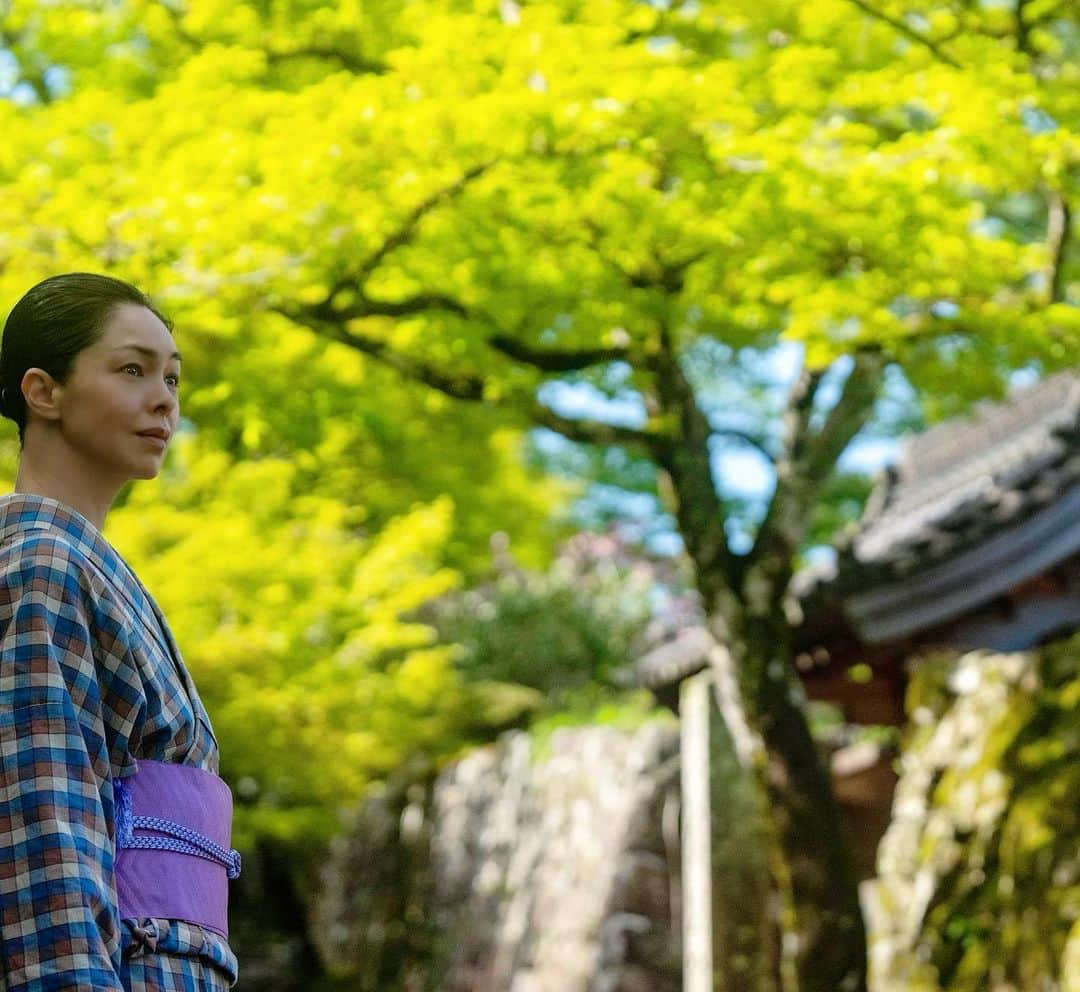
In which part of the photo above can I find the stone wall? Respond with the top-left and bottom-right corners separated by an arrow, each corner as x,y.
310,719 -> 683,991
429,722 -> 682,992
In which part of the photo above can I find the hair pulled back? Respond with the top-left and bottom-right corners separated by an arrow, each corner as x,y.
0,273 -> 171,445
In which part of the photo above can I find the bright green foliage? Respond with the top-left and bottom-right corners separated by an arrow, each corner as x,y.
872,638 -> 1080,991
103,436 -> 477,847
1,0 -> 1076,411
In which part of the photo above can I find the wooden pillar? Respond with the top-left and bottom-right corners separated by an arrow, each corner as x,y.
681,669 -> 713,992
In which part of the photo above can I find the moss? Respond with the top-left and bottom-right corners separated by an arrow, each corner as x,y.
870,633 -> 1080,992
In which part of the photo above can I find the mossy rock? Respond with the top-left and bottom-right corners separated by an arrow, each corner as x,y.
870,634 -> 1080,992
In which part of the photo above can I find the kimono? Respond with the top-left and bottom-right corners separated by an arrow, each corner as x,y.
0,493 -> 238,991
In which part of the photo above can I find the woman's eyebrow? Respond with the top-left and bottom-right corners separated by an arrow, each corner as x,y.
112,344 -> 182,361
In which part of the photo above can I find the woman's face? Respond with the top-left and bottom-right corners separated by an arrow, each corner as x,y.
50,303 -> 181,482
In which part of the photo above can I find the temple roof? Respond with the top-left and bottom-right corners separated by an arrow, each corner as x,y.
839,369 -> 1080,584
835,368 -> 1080,644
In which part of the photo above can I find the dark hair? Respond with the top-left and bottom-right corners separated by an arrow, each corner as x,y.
0,272 -> 172,445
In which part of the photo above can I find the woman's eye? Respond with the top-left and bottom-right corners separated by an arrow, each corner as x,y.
123,364 -> 142,376
166,374 -> 181,387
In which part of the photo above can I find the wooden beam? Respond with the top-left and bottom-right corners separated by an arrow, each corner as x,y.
680,670 -> 714,992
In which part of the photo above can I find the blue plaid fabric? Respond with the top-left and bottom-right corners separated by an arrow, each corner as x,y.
0,494 -> 238,990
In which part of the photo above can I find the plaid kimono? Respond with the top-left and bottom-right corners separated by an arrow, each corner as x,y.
0,493 -> 238,991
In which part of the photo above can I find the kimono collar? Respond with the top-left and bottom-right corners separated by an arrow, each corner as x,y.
0,491 -> 136,587
0,490 -> 170,655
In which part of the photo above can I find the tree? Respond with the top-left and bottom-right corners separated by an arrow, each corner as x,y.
2,1 -> 1078,987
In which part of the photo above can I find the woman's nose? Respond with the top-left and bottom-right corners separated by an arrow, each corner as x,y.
153,380 -> 178,414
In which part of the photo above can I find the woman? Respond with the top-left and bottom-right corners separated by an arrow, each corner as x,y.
0,273 -> 239,990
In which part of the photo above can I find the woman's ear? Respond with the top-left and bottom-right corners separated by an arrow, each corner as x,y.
20,368 -> 63,424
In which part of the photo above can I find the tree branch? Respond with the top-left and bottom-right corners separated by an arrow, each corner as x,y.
1046,186 -> 1072,304
651,319 -> 735,598
352,161 -> 496,283
804,350 -> 885,483
530,404 -> 666,452
0,26 -> 55,104
306,162 -> 494,325
745,350 -> 885,612
291,161 -> 496,330
488,335 -> 632,371
581,219 -> 706,294
264,46 -> 387,74
277,306 -> 666,452
312,292 -> 470,322
276,308 -> 487,400
1015,0 -> 1034,56
156,3 -> 386,74
842,0 -> 962,67
746,364 -> 825,569
713,428 -> 778,465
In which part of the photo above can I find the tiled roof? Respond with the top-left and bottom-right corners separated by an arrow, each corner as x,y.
839,369 -> 1080,584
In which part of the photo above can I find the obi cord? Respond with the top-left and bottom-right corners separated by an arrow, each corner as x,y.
114,776 -> 242,879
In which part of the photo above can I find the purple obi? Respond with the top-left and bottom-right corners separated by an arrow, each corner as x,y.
113,760 -> 241,938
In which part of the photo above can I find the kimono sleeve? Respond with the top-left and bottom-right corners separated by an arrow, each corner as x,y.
0,544 -> 129,992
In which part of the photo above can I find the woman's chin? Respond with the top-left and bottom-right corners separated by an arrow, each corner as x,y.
131,461 -> 164,481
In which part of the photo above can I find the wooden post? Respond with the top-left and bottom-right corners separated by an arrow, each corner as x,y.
681,669 -> 713,992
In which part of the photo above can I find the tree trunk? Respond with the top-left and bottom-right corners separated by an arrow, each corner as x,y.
714,609 -> 868,992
